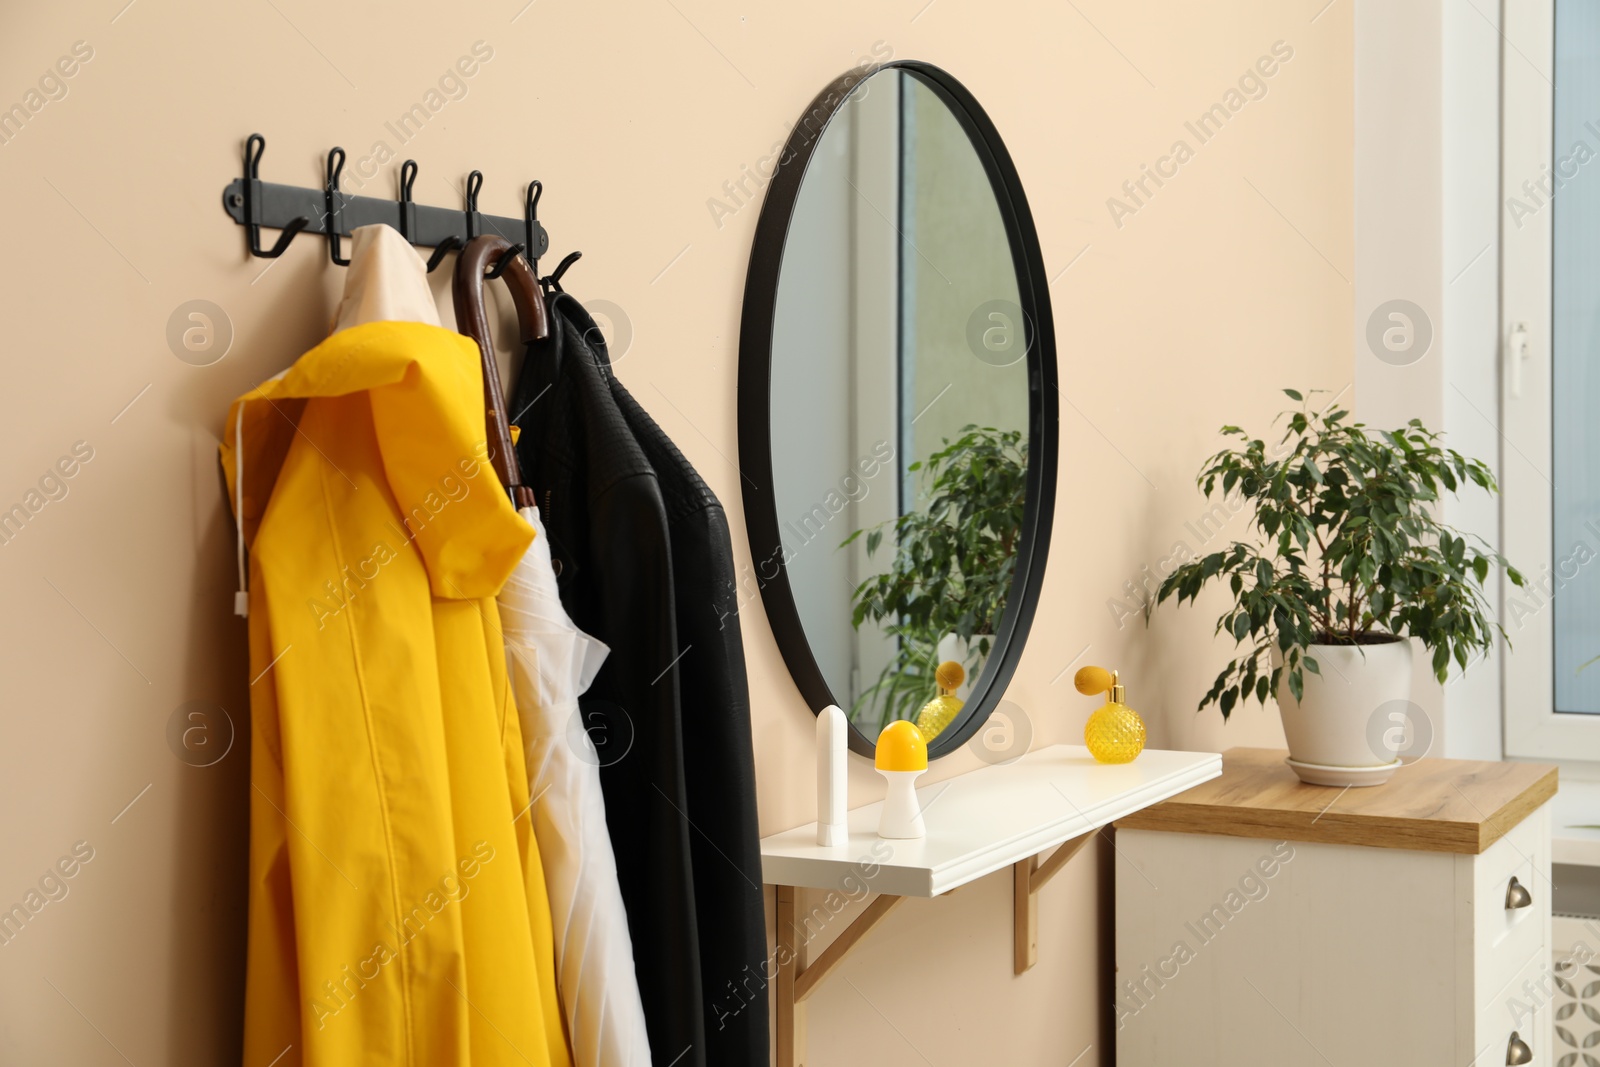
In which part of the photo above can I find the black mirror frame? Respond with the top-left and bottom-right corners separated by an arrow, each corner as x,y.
736,60 -> 1059,759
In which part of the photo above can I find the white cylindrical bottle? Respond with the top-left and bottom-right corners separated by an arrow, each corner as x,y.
817,705 -> 848,846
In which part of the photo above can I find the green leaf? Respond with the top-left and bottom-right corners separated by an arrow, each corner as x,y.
1284,388 -> 1304,401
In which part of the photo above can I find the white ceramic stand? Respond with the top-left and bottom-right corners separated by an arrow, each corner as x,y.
876,768 -> 926,839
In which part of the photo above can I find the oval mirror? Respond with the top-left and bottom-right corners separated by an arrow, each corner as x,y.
738,61 -> 1058,759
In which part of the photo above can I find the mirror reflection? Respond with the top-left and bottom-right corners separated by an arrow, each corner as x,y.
769,68 -> 1031,743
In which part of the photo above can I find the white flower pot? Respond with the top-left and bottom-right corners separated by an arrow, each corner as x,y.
1271,639 -> 1413,786
936,632 -> 992,699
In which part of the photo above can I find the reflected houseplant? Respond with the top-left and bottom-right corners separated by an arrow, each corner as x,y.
844,425 -> 1027,732
1149,391 -> 1524,784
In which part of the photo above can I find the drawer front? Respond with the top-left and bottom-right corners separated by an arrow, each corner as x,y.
1475,950 -> 1554,1065
1477,807 -> 1550,1010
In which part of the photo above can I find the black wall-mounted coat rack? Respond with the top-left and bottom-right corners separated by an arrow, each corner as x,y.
221,133 -> 551,274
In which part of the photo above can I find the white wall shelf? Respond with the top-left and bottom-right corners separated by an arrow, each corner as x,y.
761,744 -> 1221,895
761,743 -> 1221,1067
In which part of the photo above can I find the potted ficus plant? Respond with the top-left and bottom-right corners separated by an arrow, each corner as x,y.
844,424 -> 1026,732
1149,390 -> 1525,786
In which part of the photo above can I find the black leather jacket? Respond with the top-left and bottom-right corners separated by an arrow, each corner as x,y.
511,294 -> 705,1066
605,363 -> 769,1067
512,293 -> 769,1066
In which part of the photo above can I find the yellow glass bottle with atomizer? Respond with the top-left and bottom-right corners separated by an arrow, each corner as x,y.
915,661 -> 966,742
1076,665 -> 1147,764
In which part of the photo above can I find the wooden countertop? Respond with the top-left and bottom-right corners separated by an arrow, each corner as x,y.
1113,747 -> 1557,854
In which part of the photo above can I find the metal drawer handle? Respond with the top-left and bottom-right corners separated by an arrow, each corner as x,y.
1506,1030 -> 1532,1064
1506,876 -> 1533,910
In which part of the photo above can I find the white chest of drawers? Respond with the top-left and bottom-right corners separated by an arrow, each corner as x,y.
1113,748 -> 1558,1066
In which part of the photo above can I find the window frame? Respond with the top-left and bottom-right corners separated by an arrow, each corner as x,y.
1500,0 -> 1600,759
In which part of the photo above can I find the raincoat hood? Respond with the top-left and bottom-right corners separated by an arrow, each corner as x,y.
221,318 -> 533,601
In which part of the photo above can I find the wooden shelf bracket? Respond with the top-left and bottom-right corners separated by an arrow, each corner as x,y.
1013,832 -> 1091,975
772,831 -> 1094,1064
775,884 -> 905,1067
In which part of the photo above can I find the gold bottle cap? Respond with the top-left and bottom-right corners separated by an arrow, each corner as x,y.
935,660 -> 965,695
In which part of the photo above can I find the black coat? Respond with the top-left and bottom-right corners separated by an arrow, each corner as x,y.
605,366 -> 769,1067
512,294 -> 768,1066
511,296 -> 704,1065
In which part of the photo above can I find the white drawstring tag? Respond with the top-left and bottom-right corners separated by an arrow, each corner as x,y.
234,403 -> 248,618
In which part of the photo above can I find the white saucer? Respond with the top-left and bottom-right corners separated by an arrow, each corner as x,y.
1285,756 -> 1403,788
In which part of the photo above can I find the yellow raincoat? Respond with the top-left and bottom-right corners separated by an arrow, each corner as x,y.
223,319 -> 570,1067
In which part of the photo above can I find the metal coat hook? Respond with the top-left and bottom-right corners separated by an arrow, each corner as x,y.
406,159 -> 458,273
464,170 -> 485,241
485,243 -> 526,280
239,134 -> 309,258
426,170 -> 486,273
397,159 -> 419,241
425,236 -> 462,273
523,178 -> 573,293
325,147 -> 349,266
543,250 -> 581,294
525,180 -> 543,275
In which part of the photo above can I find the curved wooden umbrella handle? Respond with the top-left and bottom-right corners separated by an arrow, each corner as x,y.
453,235 -> 547,507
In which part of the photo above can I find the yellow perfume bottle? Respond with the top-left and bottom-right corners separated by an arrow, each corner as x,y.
915,661 -> 966,741
1076,665 -> 1147,764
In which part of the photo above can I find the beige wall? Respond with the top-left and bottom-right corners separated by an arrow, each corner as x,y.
0,1 -> 1350,1063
